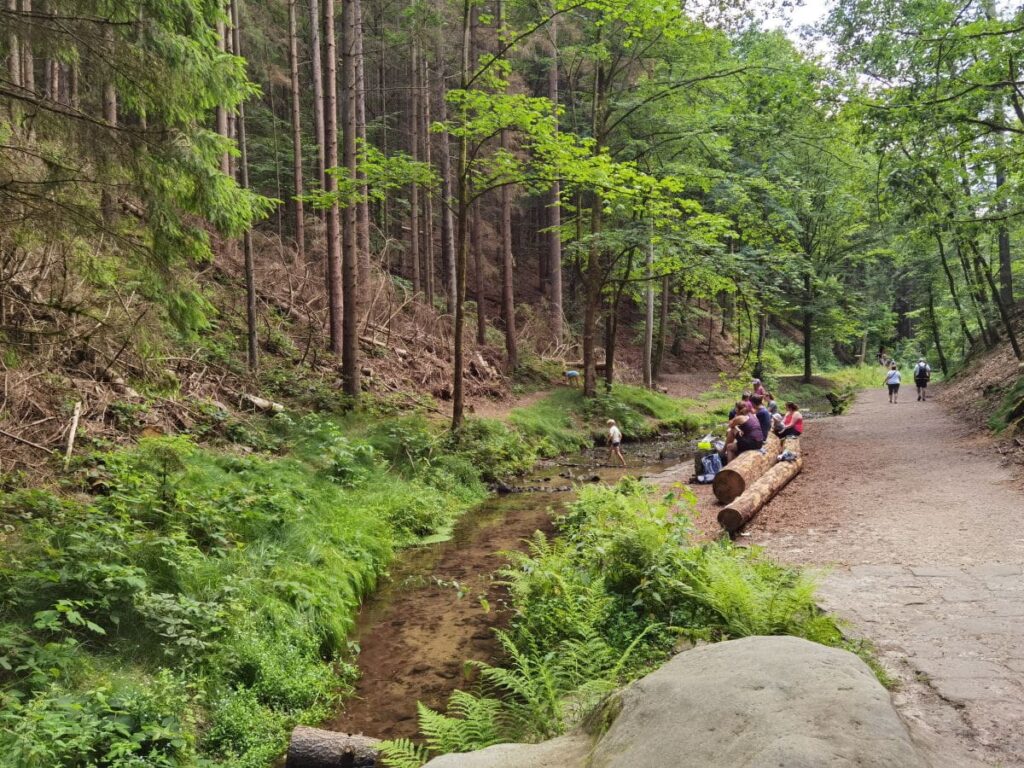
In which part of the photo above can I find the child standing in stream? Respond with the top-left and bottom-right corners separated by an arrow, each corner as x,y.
884,362 -> 902,404
607,419 -> 626,467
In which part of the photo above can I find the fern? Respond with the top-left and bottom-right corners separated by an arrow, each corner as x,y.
377,738 -> 430,768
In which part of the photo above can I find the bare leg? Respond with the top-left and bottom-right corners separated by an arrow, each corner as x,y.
615,445 -> 626,467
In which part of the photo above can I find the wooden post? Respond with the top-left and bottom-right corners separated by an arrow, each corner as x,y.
64,401 -> 82,469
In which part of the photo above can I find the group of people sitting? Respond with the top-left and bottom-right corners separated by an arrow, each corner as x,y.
723,378 -> 803,462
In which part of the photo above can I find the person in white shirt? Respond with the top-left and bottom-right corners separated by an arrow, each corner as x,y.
913,358 -> 932,401
884,363 -> 902,404
606,419 -> 626,467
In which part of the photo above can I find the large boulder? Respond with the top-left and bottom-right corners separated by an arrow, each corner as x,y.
590,636 -> 927,768
424,636 -> 927,768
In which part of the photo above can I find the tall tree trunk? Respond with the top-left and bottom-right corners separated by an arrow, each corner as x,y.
19,0 -> 33,95
309,0 -> 326,201
654,273 -> 669,380
409,40 -> 421,294
497,0 -> 516,371
436,36 -> 457,313
353,0 -> 370,290
421,53 -> 436,307
604,301 -> 615,390
935,232 -> 976,348
6,0 -> 21,91
451,0 -> 472,431
101,25 -> 118,227
926,286 -> 948,377
472,202 -> 486,344
802,272 -> 813,384
287,0 -> 306,262
547,15 -> 563,342
956,236 -> 995,346
975,249 -> 1022,359
642,230 -> 654,388
231,0 -> 258,371
215,17 -> 230,175
341,0 -> 361,396
323,0 -> 343,355
582,60 -> 606,398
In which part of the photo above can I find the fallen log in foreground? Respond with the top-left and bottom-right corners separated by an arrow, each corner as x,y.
718,438 -> 802,534
711,432 -> 781,504
286,726 -> 380,768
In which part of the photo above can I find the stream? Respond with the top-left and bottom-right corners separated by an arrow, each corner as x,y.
326,438 -> 695,739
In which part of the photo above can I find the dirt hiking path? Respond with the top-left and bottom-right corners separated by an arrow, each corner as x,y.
750,386 -> 1024,768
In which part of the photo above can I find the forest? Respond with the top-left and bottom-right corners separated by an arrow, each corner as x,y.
2,0 -> 1024,766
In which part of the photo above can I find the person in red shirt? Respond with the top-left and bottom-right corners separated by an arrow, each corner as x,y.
778,402 -> 803,438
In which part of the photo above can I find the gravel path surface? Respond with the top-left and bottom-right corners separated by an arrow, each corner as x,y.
750,386 -> 1024,768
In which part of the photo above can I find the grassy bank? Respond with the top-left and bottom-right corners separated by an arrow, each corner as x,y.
0,384 -> 703,767
381,480 -> 876,766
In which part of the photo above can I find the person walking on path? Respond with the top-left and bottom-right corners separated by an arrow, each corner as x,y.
607,419 -> 626,467
884,363 -> 901,404
913,358 -> 932,401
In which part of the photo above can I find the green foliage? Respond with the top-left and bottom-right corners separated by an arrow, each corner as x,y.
0,425 -> 491,767
989,376 -> 1024,433
398,481 -> 859,762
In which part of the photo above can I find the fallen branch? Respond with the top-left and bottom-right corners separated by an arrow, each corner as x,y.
0,427 -> 55,454
63,401 -> 82,469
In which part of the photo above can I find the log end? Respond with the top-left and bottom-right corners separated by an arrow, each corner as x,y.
717,507 -> 744,534
711,471 -> 743,505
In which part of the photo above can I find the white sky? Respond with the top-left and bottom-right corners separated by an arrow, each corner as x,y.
764,0 -> 833,54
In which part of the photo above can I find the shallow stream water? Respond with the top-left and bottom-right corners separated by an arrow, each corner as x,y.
327,438 -> 694,739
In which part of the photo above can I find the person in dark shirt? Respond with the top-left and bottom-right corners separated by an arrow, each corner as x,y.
750,395 -> 772,443
725,401 -> 764,462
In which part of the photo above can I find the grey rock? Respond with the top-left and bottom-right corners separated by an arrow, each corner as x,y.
591,636 -> 926,768
424,636 -> 927,768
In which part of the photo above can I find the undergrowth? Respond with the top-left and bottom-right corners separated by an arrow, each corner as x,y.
380,480 -> 868,767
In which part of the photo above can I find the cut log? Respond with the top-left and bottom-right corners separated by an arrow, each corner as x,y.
711,432 -> 781,504
718,439 -> 802,533
240,393 -> 285,413
285,726 -> 380,768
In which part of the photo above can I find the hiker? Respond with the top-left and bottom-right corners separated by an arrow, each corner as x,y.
765,392 -> 780,415
750,394 -> 772,442
913,358 -> 932,401
564,369 -> 580,388
751,378 -> 767,397
606,419 -> 626,467
728,392 -> 752,419
725,401 -> 764,462
778,402 -> 804,438
884,362 -> 901,404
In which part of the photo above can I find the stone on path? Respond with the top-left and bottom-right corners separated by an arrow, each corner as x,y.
425,636 -> 926,768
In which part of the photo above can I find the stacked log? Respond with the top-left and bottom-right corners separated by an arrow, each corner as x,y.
711,432 -> 781,504
286,726 -> 380,768
718,438 -> 802,534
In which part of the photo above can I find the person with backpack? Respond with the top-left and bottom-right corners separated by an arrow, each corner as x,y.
884,362 -> 901,404
913,357 -> 932,401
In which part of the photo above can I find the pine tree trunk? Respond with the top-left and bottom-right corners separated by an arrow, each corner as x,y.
215,17 -> 230,175
421,53 -> 436,307
802,273 -> 812,384
101,24 -> 118,226
323,0 -> 343,355
643,232 -> 654,389
654,273 -> 669,380
451,0 -> 472,431
6,0 -> 21,90
472,202 -> 486,344
309,0 -> 327,203
231,0 -> 258,371
341,0 -> 361,396
287,0 -> 306,262
353,0 -> 371,290
409,40 -> 421,294
547,16 -> 563,342
436,36 -> 457,314
19,0 -> 33,95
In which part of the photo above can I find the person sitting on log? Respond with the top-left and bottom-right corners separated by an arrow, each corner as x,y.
728,392 -> 752,419
765,392 -> 780,415
778,402 -> 803,438
725,401 -> 764,462
750,394 -> 772,441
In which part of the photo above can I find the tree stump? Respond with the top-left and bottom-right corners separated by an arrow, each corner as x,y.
711,433 -> 781,504
285,726 -> 381,768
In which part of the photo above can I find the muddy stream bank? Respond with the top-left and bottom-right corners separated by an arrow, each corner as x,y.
327,438 -> 694,740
